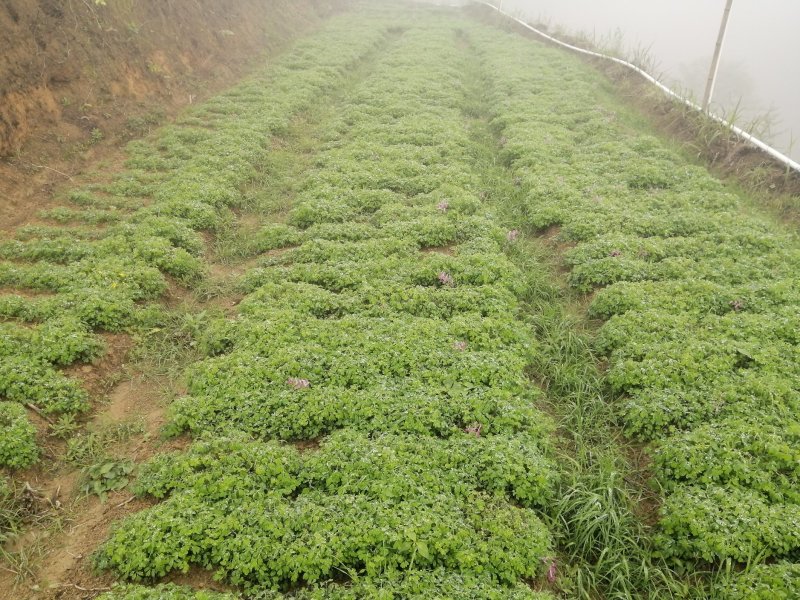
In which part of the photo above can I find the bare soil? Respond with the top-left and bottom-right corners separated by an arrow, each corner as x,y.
0,368 -> 189,599
0,0 -> 348,231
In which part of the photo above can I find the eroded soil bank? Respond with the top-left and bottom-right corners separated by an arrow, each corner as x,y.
0,0 -> 347,229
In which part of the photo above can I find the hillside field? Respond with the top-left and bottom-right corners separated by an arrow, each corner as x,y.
1,2 -> 799,599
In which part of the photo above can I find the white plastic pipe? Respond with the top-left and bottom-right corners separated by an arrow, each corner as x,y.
476,1 -> 800,175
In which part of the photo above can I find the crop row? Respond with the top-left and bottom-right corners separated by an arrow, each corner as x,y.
469,21 -> 800,594
98,574 -> 546,600
0,14 -> 392,471
95,15 -> 559,599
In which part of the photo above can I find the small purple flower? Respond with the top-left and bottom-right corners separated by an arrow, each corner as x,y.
465,423 -> 482,437
453,340 -> 468,351
437,201 -> 449,213
438,271 -> 454,287
506,229 -> 519,242
287,377 -> 310,390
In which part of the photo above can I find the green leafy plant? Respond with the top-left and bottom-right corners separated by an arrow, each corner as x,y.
49,414 -> 80,440
80,459 -> 135,501
90,14 -> 562,597
0,402 -> 38,469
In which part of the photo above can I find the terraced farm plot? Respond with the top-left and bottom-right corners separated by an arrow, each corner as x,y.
1,2 -> 799,599
470,21 -> 800,598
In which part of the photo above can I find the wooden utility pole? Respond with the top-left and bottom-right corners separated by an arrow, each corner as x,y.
702,0 -> 734,112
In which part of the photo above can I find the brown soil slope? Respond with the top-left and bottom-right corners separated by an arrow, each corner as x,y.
0,0 -> 346,228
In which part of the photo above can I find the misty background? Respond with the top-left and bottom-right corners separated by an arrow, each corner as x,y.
496,0 -> 800,162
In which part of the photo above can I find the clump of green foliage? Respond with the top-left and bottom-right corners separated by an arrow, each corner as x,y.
80,459 -> 135,501
94,15 -> 560,598
473,18 -> 800,594
98,573 -> 554,600
0,9 -> 392,471
0,403 -> 38,469
714,562 -> 800,599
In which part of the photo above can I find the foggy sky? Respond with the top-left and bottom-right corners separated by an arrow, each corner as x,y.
500,0 -> 800,162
